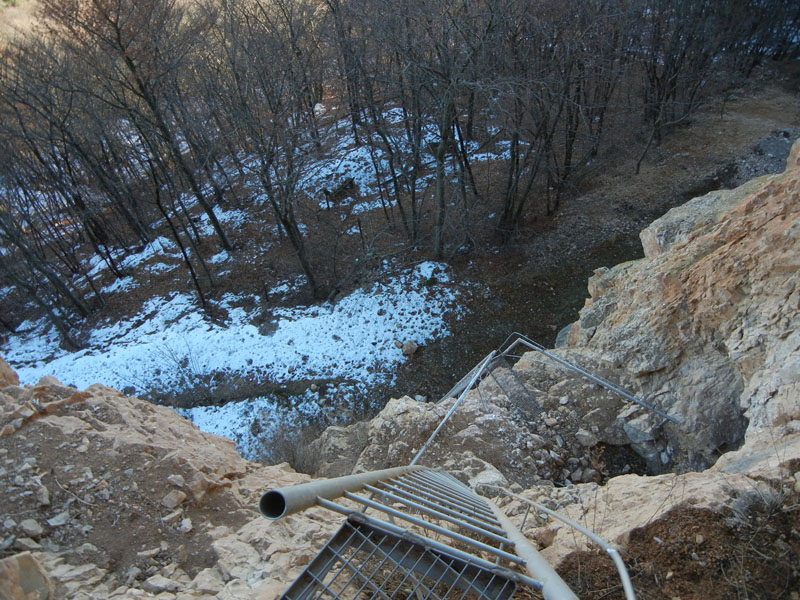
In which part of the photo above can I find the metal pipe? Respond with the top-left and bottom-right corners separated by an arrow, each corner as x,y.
425,469 -> 484,497
411,351 -> 496,465
259,465 -> 424,519
485,485 -> 636,600
417,474 -> 496,513
437,354 -> 501,405
413,477 -> 496,519
485,496 -> 579,600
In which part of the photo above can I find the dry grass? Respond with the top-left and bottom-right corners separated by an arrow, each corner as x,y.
0,0 -> 38,42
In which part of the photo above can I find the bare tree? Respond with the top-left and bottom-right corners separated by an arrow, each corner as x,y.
206,0 -> 328,297
41,0 -> 234,250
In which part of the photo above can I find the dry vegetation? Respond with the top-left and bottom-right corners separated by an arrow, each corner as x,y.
558,486 -> 800,599
0,0 -> 37,42
1,0 -> 798,353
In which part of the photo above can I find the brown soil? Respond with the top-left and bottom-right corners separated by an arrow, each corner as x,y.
0,410 -> 256,582
556,487 -> 800,600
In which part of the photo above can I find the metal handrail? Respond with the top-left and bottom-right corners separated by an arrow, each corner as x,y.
264,332 -> 656,600
411,350 -> 496,465
485,485 -> 636,600
261,465 -> 579,599
497,332 -> 680,424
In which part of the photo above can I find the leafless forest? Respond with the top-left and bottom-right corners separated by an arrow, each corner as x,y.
1,0 -> 798,348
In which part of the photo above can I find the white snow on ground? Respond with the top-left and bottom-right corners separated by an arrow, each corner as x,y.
208,250 -> 230,264
300,133 -> 384,203
297,112 -> 514,215
85,237 -> 179,281
146,262 -> 178,274
2,102 -> 520,458
100,276 -> 137,295
268,275 -> 307,298
2,262 -> 464,458
120,237 -> 180,269
196,207 -> 249,237
175,391 -> 325,460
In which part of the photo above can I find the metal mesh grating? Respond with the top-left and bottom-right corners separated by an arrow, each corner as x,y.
282,514 -> 518,600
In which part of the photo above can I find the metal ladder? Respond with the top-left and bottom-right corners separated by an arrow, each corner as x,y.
261,465 -> 576,599
260,333 -> 659,599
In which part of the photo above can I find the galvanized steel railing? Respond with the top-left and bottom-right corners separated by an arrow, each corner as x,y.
261,332 -> 654,599
495,332 -> 680,425
262,466 -> 579,599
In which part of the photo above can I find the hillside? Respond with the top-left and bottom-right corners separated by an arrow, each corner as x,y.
1,137 -> 799,599
2,0 -> 800,474
1,76 -> 798,468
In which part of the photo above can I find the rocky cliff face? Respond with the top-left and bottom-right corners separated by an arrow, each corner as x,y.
1,139 -> 799,599
567,140 -> 800,471
315,138 -> 800,482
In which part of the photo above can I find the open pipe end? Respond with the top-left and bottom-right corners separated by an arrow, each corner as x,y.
260,490 -> 287,519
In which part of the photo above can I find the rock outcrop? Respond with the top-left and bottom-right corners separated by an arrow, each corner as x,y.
563,137 -> 800,471
1,356 -> 19,387
0,375 -> 338,599
518,423 -> 800,565
310,361 -> 636,488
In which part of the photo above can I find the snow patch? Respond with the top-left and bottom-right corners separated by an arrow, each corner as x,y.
3,262 -> 464,399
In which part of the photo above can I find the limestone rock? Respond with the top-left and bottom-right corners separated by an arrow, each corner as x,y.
532,428 -> 800,565
346,393 -> 552,487
560,137 -> 800,471
401,340 -> 419,356
467,463 -> 509,494
308,421 -> 370,478
639,175 -> 773,258
575,428 -> 598,448
161,490 -> 187,509
0,552 -> 53,600
212,535 -> 262,582
189,568 -> 225,594
19,519 -> 43,538
141,573 -> 181,593
0,357 -> 20,388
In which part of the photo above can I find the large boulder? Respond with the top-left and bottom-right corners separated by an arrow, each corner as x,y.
0,552 -> 53,600
0,356 -> 19,387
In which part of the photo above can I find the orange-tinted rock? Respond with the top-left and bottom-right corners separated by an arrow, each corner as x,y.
0,356 -> 19,387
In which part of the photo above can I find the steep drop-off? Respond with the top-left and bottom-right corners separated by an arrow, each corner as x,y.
1,139 -> 799,598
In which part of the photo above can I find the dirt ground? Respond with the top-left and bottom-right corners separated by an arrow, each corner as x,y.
556,486 -> 800,600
